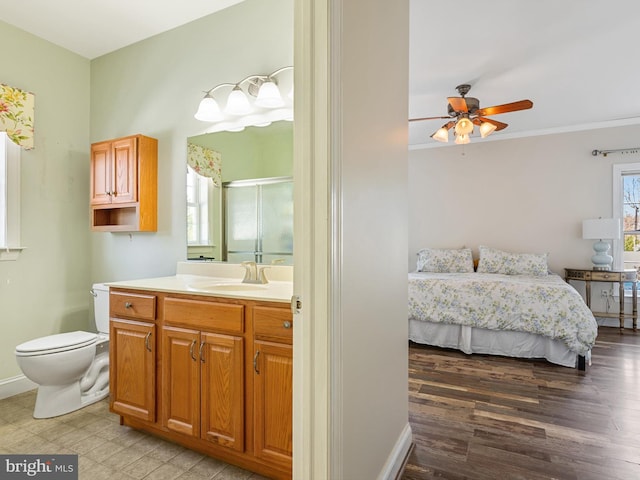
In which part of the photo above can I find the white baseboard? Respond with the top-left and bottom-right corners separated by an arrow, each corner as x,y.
0,375 -> 37,400
377,422 -> 413,480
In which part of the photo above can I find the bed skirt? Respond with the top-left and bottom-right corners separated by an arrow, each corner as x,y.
409,319 -> 590,369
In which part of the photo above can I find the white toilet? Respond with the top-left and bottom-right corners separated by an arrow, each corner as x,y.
15,283 -> 110,418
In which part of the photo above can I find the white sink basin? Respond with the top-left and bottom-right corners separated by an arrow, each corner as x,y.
188,281 -> 268,293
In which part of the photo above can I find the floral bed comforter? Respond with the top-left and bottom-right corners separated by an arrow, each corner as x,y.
408,272 -> 598,355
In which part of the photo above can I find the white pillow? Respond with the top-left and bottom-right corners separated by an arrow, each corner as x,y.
416,248 -> 474,273
476,245 -> 548,276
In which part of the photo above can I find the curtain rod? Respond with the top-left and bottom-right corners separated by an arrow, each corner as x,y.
592,147 -> 640,157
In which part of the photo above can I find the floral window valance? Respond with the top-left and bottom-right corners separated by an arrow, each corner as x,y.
0,83 -> 35,150
187,143 -> 222,187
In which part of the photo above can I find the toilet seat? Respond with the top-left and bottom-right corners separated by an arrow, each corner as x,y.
15,331 -> 97,357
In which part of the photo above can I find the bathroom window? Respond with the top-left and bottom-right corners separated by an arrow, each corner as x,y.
186,165 -> 212,246
0,132 -> 22,260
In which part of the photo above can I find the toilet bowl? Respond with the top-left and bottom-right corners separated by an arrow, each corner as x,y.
15,283 -> 110,418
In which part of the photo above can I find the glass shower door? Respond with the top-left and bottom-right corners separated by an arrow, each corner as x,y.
224,177 -> 293,265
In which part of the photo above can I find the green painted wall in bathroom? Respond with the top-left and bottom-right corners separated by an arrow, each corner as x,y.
0,21 -> 91,380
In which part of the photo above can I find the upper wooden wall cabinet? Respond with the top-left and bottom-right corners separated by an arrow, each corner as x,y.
90,134 -> 158,232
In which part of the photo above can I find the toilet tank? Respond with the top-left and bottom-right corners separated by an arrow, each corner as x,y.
92,283 -> 110,334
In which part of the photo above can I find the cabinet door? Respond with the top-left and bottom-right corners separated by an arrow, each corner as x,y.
201,332 -> 244,451
162,326 -> 201,437
112,137 -> 138,204
253,340 -> 293,468
110,319 -> 156,422
90,141 -> 112,205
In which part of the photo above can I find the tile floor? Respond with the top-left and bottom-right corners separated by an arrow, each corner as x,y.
0,391 -> 271,480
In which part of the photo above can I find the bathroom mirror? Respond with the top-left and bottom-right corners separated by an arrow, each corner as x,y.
186,121 -> 293,264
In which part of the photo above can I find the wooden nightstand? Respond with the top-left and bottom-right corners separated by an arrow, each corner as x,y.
565,268 -> 637,333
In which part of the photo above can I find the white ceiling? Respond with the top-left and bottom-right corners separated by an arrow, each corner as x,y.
0,0 -> 245,59
1,0 -> 639,149
409,0 -> 640,148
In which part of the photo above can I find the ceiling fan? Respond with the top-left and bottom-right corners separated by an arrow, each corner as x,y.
409,84 -> 533,144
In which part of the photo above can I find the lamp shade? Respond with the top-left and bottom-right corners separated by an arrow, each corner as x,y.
255,80 -> 284,108
454,117 -> 473,136
431,127 -> 449,143
479,121 -> 497,138
194,94 -> 223,122
225,86 -> 252,115
582,218 -> 621,240
454,133 -> 470,145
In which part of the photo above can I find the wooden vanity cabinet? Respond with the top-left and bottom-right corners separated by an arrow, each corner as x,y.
90,134 -> 157,232
252,306 -> 293,470
162,297 -> 245,451
109,288 -> 293,480
109,290 -> 157,422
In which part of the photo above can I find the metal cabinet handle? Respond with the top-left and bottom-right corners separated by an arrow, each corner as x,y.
124,302 -> 132,309
199,342 -> 205,363
145,332 -> 152,352
190,340 -> 197,361
253,350 -> 260,374
283,321 -> 292,329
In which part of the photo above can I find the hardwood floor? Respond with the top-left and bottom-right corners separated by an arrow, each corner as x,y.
402,327 -> 640,480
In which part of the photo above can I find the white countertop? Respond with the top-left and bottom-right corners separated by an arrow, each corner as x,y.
107,274 -> 293,303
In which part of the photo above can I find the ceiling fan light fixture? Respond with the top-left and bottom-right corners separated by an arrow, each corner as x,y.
431,127 -> 449,143
454,116 -> 473,136
455,133 -> 470,145
479,121 -> 497,138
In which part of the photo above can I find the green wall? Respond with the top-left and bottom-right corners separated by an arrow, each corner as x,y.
0,21 -> 91,380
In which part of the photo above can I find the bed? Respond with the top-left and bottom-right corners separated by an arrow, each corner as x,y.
408,246 -> 598,370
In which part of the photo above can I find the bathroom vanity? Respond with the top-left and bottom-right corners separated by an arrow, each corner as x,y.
108,264 -> 293,480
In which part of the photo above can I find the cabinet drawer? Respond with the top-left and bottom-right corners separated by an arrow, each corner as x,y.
254,306 -> 293,344
111,291 -> 156,321
164,297 -> 244,333
590,271 -> 622,282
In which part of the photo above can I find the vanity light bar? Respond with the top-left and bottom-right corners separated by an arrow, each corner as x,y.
195,66 -> 294,132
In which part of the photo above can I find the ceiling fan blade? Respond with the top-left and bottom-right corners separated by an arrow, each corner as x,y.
474,116 -> 509,131
409,115 -> 452,122
476,100 -> 533,117
447,97 -> 468,113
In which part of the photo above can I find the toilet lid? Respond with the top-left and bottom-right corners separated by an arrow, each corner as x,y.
15,331 -> 97,355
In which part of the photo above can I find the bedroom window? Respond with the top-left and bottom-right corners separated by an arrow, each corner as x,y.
623,174 -> 640,252
613,162 -> 640,270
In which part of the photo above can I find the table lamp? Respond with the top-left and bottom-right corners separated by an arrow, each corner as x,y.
582,218 -> 621,270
